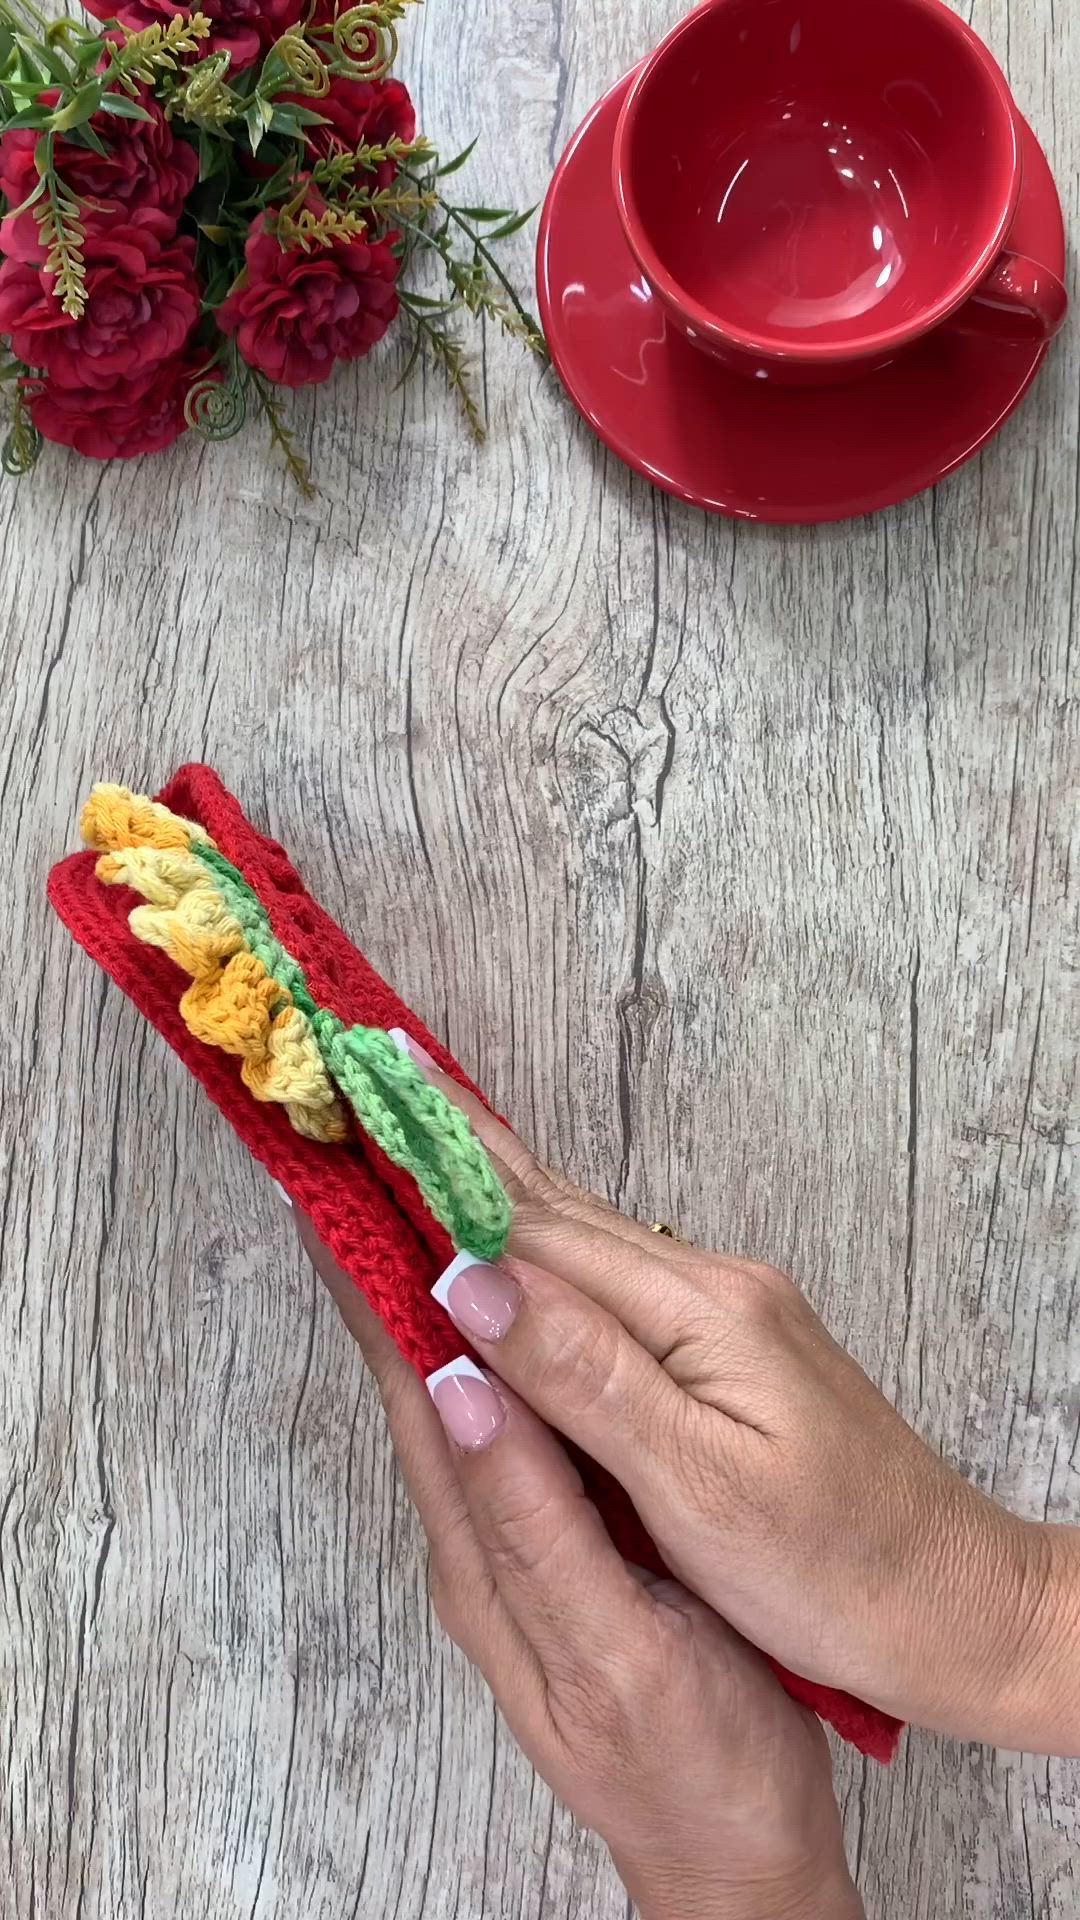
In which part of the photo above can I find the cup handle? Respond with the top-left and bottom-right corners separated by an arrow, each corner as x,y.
956,249 -> 1069,343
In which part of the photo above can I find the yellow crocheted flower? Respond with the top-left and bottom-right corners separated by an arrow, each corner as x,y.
93,845 -> 210,906
76,780 -> 511,1255
81,784 -> 213,856
241,1005 -> 349,1142
90,807 -> 348,1145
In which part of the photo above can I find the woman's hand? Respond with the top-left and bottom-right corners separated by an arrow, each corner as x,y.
384,1037 -> 1080,1756
298,1212 -> 865,1920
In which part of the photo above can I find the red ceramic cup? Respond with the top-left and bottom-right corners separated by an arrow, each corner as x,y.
613,0 -> 1068,384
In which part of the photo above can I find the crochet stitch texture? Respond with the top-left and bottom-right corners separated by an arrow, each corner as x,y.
48,763 -> 903,1763
82,782 -> 512,1260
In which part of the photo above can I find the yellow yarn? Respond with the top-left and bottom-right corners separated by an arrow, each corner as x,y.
95,846 -> 211,907
242,1006 -> 349,1142
131,889 -> 245,980
81,784 -> 214,856
92,816 -> 348,1145
180,950 -> 281,1054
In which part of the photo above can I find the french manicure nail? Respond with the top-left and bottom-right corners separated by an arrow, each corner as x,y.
272,1179 -> 293,1209
425,1357 -> 505,1451
432,1251 -> 520,1342
388,1025 -> 437,1070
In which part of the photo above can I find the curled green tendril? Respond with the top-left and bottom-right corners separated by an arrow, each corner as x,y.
331,5 -> 395,79
273,28 -> 330,93
1,406 -> 42,477
183,376 -> 246,441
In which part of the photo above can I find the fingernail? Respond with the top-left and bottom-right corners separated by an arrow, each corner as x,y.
432,1250 -> 520,1342
272,1179 -> 292,1209
388,1025 -> 437,1070
425,1357 -> 505,1451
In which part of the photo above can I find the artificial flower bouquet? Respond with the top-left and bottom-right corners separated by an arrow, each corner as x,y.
0,0 -> 542,489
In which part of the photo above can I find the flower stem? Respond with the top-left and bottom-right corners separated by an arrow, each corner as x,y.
247,368 -> 316,499
403,170 -> 544,350
399,291 -> 485,441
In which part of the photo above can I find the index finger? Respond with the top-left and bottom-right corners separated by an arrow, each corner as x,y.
390,1029 -> 721,1357
426,1359 -> 657,1687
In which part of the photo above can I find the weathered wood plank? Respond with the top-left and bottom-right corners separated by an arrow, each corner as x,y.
1,0 -> 1077,1913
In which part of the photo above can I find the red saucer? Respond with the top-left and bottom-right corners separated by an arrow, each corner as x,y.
537,71 -> 1065,524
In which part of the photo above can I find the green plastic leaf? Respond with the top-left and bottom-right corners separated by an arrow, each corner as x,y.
66,121 -> 109,155
46,81 -> 103,132
243,95 -> 274,154
14,32 -> 70,85
198,126 -> 227,181
453,205 -> 514,222
5,174 -> 47,217
269,103 -> 330,129
434,136 -> 477,178
12,44 -> 45,88
74,34 -> 108,74
257,50 -> 287,88
97,91 -> 155,121
0,105 -> 50,130
484,205 -> 537,242
263,110 -> 301,139
202,258 -> 242,309
392,325 -> 422,390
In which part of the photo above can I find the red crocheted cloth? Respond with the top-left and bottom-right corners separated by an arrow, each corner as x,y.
48,763 -> 902,1763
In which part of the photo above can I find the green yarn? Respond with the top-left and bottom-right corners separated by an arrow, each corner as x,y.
311,1013 -> 511,1261
191,842 -> 511,1260
195,843 -> 317,1018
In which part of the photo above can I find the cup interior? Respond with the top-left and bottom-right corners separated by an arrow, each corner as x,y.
620,0 -> 1018,356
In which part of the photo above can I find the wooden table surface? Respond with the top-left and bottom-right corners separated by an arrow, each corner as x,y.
3,0 -> 1079,1913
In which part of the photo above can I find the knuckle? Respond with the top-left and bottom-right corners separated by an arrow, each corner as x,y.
737,1258 -> 805,1310
630,1602 -> 700,1709
676,1403 -> 777,1533
483,1483 -> 571,1581
736,1256 -> 794,1293
512,1160 -> 616,1235
549,1662 -> 638,1775
532,1303 -> 626,1419
514,1152 -> 568,1206
497,1141 -> 552,1206
548,1607 -> 692,1776
703,1257 -> 802,1335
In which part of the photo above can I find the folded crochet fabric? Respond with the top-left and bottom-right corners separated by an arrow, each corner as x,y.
48,763 -> 902,1763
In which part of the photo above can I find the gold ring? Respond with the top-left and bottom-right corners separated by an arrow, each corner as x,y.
649,1221 -> 680,1240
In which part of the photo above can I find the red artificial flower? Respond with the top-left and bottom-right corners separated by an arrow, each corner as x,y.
0,207 -> 200,389
291,75 -> 416,189
215,208 -> 399,386
0,88 -> 197,229
79,0 -> 306,71
27,348 -> 209,459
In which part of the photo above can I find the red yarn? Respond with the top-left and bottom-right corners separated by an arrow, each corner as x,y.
48,763 -> 902,1763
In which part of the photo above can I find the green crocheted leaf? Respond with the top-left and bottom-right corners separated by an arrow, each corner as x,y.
313,1016 -> 511,1260
191,842 -> 511,1258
